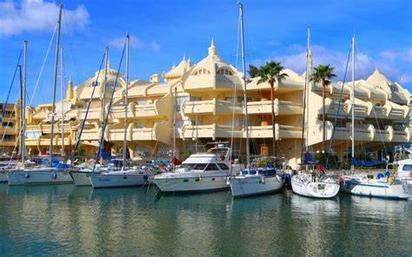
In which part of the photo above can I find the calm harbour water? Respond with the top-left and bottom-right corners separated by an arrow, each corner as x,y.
0,184 -> 411,257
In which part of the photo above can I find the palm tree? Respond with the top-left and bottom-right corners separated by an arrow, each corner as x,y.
310,64 -> 336,153
250,61 -> 288,157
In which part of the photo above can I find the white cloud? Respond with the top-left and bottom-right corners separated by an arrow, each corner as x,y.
379,47 -> 412,63
109,35 -> 160,52
275,44 -> 412,85
0,0 -> 89,37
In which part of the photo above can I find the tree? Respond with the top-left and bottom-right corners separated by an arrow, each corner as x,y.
250,61 -> 288,157
248,65 -> 259,78
310,64 -> 336,153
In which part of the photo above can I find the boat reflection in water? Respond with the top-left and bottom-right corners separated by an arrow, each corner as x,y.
1,185 -> 411,256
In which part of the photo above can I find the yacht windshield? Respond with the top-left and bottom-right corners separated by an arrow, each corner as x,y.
205,163 -> 219,171
177,163 -> 195,171
217,163 -> 229,170
192,163 -> 208,170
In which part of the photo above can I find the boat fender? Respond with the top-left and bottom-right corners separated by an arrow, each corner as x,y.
52,173 -> 57,180
144,175 -> 148,181
123,176 -> 127,179
260,177 -> 265,184
25,173 -> 30,178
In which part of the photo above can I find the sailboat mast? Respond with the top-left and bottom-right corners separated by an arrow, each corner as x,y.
351,36 -> 355,172
300,26 -> 311,161
21,40 -> 28,165
173,86 -> 177,171
102,47 -> 110,121
122,34 -> 130,169
49,4 -> 63,166
238,2 -> 250,167
60,47 -> 65,157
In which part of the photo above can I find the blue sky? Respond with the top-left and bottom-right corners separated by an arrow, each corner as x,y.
1,0 -> 411,105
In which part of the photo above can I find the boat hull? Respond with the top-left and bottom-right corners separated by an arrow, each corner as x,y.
90,171 -> 148,188
7,168 -> 73,186
230,175 -> 283,197
291,175 -> 340,199
70,171 -> 92,186
341,179 -> 409,200
153,175 -> 229,193
0,171 -> 8,183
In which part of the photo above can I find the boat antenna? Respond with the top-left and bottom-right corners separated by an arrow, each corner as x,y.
122,33 -> 130,170
238,1 -> 250,168
49,4 -> 63,166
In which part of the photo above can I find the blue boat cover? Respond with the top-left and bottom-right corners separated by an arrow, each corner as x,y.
304,152 -> 318,165
351,159 -> 386,167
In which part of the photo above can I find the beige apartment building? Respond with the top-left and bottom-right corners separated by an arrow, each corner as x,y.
0,102 -> 20,156
7,41 -> 411,165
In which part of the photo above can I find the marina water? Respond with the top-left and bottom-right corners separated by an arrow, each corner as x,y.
0,184 -> 411,256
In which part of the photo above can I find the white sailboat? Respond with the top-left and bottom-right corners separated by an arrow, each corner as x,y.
229,3 -> 284,198
8,5 -> 72,186
90,34 -> 149,189
340,37 -> 408,200
291,173 -> 340,198
69,47 -> 111,186
291,27 -> 340,199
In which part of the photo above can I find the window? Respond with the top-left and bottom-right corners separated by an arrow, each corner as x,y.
217,163 -> 229,170
217,68 -> 233,76
205,163 -> 219,171
3,135 -> 14,141
402,165 -> 412,171
193,69 -> 211,76
193,163 -> 207,170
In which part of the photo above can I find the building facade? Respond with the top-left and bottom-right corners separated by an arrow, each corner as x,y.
10,40 -> 411,165
0,102 -> 20,156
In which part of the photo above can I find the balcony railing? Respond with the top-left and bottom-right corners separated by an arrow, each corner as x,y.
247,99 -> 302,115
183,99 -> 242,115
182,124 -> 242,139
247,124 -> 301,139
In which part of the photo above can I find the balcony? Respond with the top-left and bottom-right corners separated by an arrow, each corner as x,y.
182,124 -> 242,139
247,124 -> 301,139
326,99 -> 370,118
183,99 -> 242,116
0,127 -> 16,135
110,104 -> 135,119
247,99 -> 302,115
27,124 -> 76,134
131,121 -> 171,144
80,126 -> 101,141
79,108 -> 103,120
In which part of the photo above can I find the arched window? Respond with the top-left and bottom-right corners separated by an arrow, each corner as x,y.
193,68 -> 210,76
217,68 -> 233,76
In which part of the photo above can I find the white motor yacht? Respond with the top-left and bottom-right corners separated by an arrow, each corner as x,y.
395,159 -> 412,197
340,172 -> 409,200
230,167 -> 284,197
291,172 -> 340,199
153,146 -> 236,193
